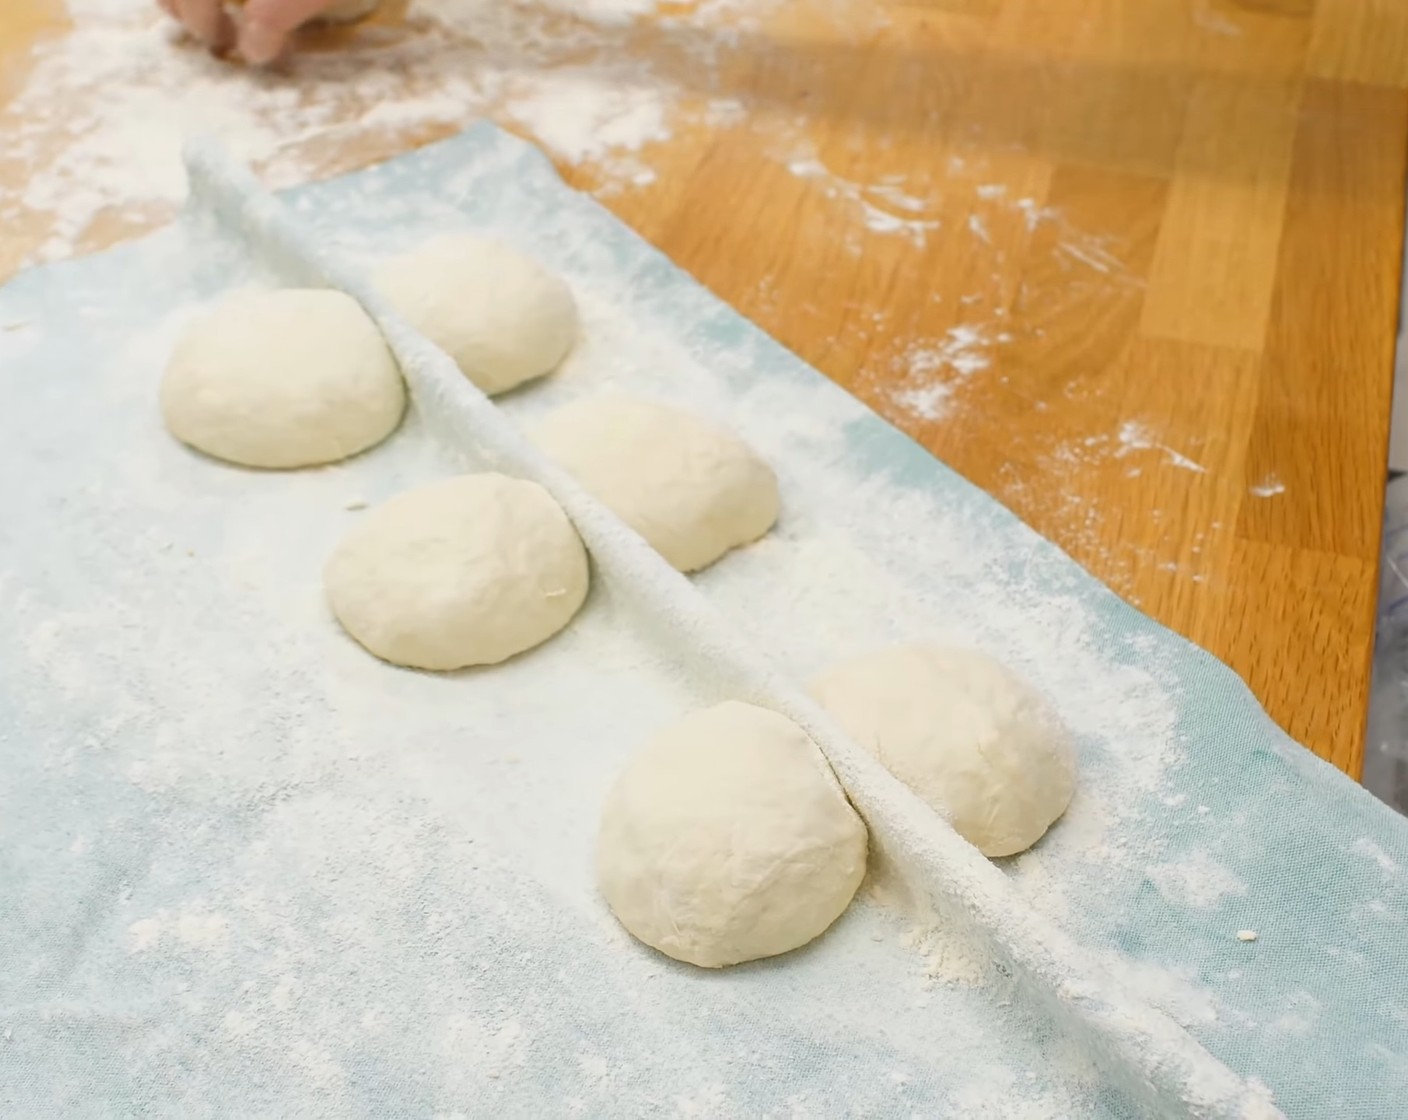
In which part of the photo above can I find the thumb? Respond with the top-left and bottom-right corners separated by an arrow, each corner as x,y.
238,0 -> 337,63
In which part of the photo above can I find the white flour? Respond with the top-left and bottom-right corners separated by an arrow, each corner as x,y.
1148,850 -> 1250,910
6,0 -> 1158,498
1249,473 -> 1286,498
877,327 -> 1001,425
2,0 -> 740,266
0,130 -> 1292,1115
1115,419 -> 1208,474
501,69 -> 670,185
257,137 -> 1281,1112
3,0 -> 1375,1102
786,153 -> 941,245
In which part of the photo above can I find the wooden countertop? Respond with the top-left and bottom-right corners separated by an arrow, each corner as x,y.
3,0 -> 1405,775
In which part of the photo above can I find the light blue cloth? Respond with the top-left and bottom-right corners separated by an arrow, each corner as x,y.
2,125 -> 1407,1118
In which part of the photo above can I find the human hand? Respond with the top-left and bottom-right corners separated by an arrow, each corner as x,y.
157,0 -> 345,64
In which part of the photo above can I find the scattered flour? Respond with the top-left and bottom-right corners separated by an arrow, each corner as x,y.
786,151 -> 940,245
9,0 -> 1151,515
1147,850 -> 1249,909
0,10 -> 1332,1112
880,326 -> 995,422
890,382 -> 953,422
1269,992 -> 1318,1037
0,0 -> 755,267
1192,2 -> 1244,38
904,920 -> 991,988
922,325 -> 993,379
1014,197 -> 1057,231
127,907 -> 230,951
868,867 -> 991,988
547,0 -> 661,25
501,70 -> 671,183
1249,474 -> 1285,498
1057,237 -> 1127,276
127,916 -> 163,951
1099,953 -> 1219,1029
0,132 -> 1292,1114
1115,420 -> 1207,474
1353,836 -> 1401,875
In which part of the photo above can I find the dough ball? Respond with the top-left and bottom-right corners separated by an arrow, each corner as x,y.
810,646 -> 1076,857
160,288 -> 404,469
532,395 -> 780,572
598,701 -> 867,968
375,234 -> 577,396
325,474 -> 589,670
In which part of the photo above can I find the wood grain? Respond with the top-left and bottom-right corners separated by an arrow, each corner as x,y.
1141,74 -> 1300,351
1310,0 -> 1408,86
2,0 -> 1405,775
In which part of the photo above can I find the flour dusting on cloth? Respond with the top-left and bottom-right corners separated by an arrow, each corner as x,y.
1,126 -> 1407,1117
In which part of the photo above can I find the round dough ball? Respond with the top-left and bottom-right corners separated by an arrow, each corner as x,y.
325,474 -> 588,670
532,395 -> 780,572
810,646 -> 1076,857
160,288 -> 404,469
375,235 -> 577,396
598,701 -> 867,968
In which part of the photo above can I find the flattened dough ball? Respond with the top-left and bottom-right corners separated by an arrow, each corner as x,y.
810,646 -> 1076,857
325,474 -> 588,670
532,395 -> 780,572
598,701 -> 867,968
161,289 -> 405,469
375,234 -> 577,395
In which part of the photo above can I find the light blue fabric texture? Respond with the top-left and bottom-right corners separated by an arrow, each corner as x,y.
2,125 -> 1407,1118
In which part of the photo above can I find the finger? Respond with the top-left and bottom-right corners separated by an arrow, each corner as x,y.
156,0 -> 177,18
175,0 -> 234,49
238,0 -> 336,63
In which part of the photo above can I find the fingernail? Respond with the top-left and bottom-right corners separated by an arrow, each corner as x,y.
239,18 -> 282,64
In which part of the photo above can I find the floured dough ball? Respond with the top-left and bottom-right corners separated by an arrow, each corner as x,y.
810,646 -> 1076,857
325,474 -> 588,670
598,701 -> 867,968
532,395 -> 780,572
161,289 -> 404,469
375,234 -> 577,395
